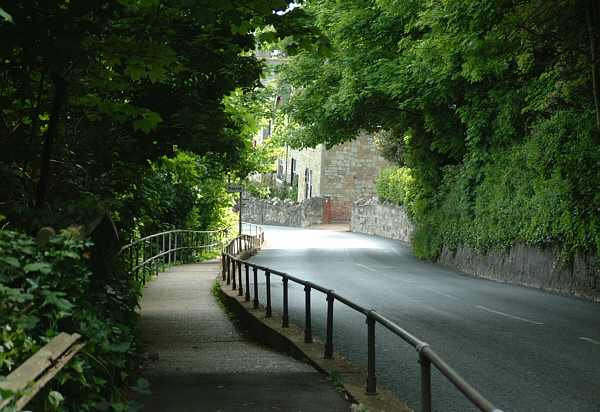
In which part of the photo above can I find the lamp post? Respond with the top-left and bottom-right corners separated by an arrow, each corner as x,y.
227,183 -> 243,236
238,189 -> 242,236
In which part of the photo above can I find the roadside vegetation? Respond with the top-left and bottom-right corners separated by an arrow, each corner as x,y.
0,1 -> 302,410
274,0 -> 600,261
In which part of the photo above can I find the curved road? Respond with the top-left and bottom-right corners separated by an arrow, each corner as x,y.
247,226 -> 600,412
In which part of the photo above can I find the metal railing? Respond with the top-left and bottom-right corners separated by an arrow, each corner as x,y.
224,223 -> 264,258
222,233 -> 503,412
241,221 -> 264,238
121,228 -> 229,281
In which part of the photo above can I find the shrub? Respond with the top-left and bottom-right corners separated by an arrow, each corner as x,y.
131,151 -> 237,237
0,229 -> 146,411
375,166 -> 415,210
243,180 -> 271,199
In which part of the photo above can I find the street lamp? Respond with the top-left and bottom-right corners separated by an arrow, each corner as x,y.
227,182 -> 243,236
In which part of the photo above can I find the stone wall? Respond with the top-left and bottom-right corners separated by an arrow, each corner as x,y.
243,195 -> 325,227
351,197 -> 600,301
350,197 -> 414,243
273,132 -> 389,222
438,244 -> 600,301
321,132 -> 390,222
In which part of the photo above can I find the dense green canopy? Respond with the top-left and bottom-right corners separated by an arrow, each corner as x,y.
0,0 -> 292,234
279,0 -> 600,259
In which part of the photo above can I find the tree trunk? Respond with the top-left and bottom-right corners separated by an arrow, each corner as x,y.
35,75 -> 67,209
23,73 -> 45,176
587,0 -> 600,129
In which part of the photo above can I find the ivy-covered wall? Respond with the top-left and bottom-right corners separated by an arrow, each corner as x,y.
352,196 -> 600,301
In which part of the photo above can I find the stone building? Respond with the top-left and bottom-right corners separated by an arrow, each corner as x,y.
276,132 -> 389,222
251,50 -> 389,223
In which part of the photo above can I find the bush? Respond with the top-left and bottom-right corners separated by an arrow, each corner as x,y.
0,228 -> 146,411
375,167 -> 415,210
243,178 -> 298,202
271,181 -> 298,202
410,112 -> 600,260
243,180 -> 271,200
131,151 -> 237,237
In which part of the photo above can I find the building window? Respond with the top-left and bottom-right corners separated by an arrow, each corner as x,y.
304,168 -> 313,199
290,158 -> 297,185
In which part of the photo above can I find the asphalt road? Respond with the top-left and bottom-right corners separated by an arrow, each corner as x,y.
247,225 -> 600,412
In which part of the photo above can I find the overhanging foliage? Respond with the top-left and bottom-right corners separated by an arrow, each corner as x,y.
278,0 -> 600,260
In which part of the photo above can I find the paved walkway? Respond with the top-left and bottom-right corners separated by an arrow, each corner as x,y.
139,261 -> 350,412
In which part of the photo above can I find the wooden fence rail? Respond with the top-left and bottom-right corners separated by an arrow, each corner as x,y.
0,332 -> 85,411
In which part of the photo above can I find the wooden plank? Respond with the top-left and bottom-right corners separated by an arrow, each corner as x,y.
14,342 -> 85,410
0,333 -> 82,409
0,333 -> 81,392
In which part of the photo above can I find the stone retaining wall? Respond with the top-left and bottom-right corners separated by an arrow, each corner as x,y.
350,197 -> 414,243
438,244 -> 600,301
351,197 -> 600,301
243,195 -> 324,227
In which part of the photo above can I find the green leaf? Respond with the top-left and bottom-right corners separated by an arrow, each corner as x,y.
23,262 -> 52,274
125,64 -> 145,81
0,256 -> 21,268
42,291 -> 74,313
0,8 -> 13,24
133,112 -> 162,134
131,377 -> 151,395
48,391 -> 64,408
61,251 -> 80,259
107,341 -> 131,353
0,285 -> 33,303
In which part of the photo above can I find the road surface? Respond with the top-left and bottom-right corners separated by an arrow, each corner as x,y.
247,225 -> 600,412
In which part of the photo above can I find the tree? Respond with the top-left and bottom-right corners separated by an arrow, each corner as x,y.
278,0 -> 600,259
0,0 -> 294,235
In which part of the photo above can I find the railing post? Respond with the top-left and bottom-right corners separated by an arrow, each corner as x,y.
173,233 -> 177,263
154,237 -> 159,277
366,311 -> 377,395
253,267 -> 259,309
181,232 -> 184,261
162,234 -> 166,266
221,254 -> 226,281
226,256 -> 231,285
168,232 -> 172,265
245,264 -> 250,302
419,348 -> 432,412
265,270 -> 272,317
134,244 -> 140,281
304,284 -> 312,343
282,277 -> 289,328
325,290 -> 334,359
128,245 -> 133,274
238,260 -> 243,297
232,259 -> 237,290
193,232 -> 196,261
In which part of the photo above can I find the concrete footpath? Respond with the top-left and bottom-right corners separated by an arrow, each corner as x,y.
138,261 -> 351,412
